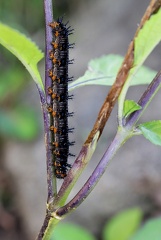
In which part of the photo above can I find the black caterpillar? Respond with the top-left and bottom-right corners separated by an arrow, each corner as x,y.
48,19 -> 74,179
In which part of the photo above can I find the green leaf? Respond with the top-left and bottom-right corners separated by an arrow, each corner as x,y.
0,106 -> 40,141
125,7 -> 161,90
51,223 -> 96,240
102,208 -> 143,240
120,7 -> 161,103
69,55 -> 122,90
118,8 -> 161,122
131,217 -> 161,240
68,55 -> 156,91
0,22 -> 44,91
134,8 -> 161,67
123,100 -> 141,118
138,120 -> 161,146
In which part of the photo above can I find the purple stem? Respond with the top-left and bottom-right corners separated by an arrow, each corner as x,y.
44,0 -> 55,202
36,1 -> 54,239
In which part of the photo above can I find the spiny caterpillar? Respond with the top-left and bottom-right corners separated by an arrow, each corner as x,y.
48,18 -> 74,179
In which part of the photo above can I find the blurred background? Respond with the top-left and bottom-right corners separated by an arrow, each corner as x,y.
0,0 -> 161,239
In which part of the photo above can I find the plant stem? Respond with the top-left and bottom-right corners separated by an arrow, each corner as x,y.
44,0 -> 57,201
36,0 -> 56,239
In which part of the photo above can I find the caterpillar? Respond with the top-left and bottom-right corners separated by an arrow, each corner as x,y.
48,18 -> 74,179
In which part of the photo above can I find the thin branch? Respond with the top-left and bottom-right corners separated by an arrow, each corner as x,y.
44,0 -> 56,202
35,0 -> 55,239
